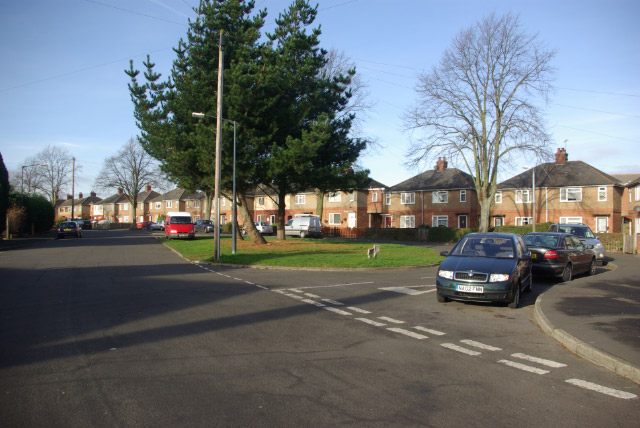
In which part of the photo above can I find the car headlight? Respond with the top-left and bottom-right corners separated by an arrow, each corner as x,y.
489,273 -> 510,282
438,270 -> 454,279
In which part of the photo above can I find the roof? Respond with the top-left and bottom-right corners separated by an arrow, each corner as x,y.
95,193 -> 128,205
366,178 -> 388,189
137,189 -> 161,203
612,174 -> 640,186
59,194 -> 102,207
498,161 -> 622,189
389,168 -> 475,192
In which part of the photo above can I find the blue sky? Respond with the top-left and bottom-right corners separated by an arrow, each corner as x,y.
1,0 -> 638,198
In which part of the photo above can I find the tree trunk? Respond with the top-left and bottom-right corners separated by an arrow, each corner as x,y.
204,191 -> 214,221
315,189 -> 325,223
237,192 -> 266,244
276,190 -> 287,241
478,196 -> 492,233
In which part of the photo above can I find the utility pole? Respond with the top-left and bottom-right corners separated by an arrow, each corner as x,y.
71,157 -> 75,220
213,30 -> 225,261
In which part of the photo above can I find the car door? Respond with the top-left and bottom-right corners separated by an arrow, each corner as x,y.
515,236 -> 532,287
570,235 -> 590,273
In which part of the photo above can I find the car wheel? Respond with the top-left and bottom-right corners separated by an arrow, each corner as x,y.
300,231 -> 306,238
508,282 -> 520,309
436,292 -> 449,303
588,258 -> 596,276
560,263 -> 572,282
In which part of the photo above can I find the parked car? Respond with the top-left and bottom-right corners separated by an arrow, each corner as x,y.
149,221 -> 165,231
436,233 -> 532,309
254,221 -> 273,235
547,223 -> 606,265
523,232 -> 596,281
74,219 -> 91,230
164,211 -> 195,240
57,221 -> 82,239
284,216 -> 322,238
195,219 -> 215,233
136,221 -> 151,230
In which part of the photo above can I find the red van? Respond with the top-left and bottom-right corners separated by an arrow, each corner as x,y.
164,211 -> 195,239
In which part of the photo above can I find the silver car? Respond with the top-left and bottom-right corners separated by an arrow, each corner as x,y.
547,223 -> 606,265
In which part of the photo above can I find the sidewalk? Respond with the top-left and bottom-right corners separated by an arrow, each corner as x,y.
534,252 -> 640,384
0,231 -> 57,251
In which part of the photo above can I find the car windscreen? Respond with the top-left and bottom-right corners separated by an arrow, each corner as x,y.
450,237 -> 514,258
170,216 -> 192,224
59,222 -> 74,228
523,234 -> 560,248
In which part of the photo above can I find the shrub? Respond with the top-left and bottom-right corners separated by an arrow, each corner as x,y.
493,222 -> 552,236
428,227 -> 478,242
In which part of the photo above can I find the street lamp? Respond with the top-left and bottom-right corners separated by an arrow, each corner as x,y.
522,165 -> 536,232
192,112 -> 238,256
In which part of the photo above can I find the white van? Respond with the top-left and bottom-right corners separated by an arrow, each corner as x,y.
284,215 -> 322,238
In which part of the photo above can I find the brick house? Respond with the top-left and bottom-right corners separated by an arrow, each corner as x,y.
147,189 -> 206,222
365,179 -> 388,229
615,174 -> 640,236
493,148 -> 624,233
385,158 -> 478,229
92,190 -> 127,222
57,192 -> 102,221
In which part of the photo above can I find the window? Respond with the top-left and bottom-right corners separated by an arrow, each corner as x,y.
495,191 -> 502,204
123,203 -> 129,211
329,192 -> 341,202
494,217 -> 504,227
515,217 -> 533,226
596,217 -> 608,233
350,191 -> 355,202
257,197 -> 264,206
385,193 -> 391,205
123,216 -> 129,222
515,190 -> 531,203
560,187 -> 582,202
400,216 -> 415,228
270,215 -> 276,224
256,215 -> 263,222
560,216 -> 582,224
460,190 -> 466,203
636,186 -> 640,201
220,198 -> 225,207
166,201 -> 172,208
295,194 -> 306,205
194,215 -> 200,221
432,191 -> 448,204
372,192 -> 378,202
186,201 -> 191,208
401,192 -> 415,204
155,202 -> 161,209
329,213 -> 341,225
598,187 -> 607,202
432,215 -> 448,227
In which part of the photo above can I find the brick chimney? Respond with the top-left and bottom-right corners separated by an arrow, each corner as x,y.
145,184 -> 152,192
67,194 -> 72,200
78,192 -> 83,199
555,148 -> 568,165
436,157 -> 448,171
118,188 -> 124,194
90,191 -> 96,197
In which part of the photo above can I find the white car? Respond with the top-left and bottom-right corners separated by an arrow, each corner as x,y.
254,221 -> 273,235
284,216 -> 322,238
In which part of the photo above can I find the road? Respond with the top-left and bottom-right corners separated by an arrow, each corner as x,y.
1,230 -> 638,427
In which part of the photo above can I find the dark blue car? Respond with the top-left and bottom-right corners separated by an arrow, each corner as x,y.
436,233 -> 532,308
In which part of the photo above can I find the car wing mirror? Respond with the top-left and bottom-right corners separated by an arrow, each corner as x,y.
585,244 -> 594,249
439,251 -> 449,256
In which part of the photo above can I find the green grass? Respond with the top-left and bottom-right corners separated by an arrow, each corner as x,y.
162,236 -> 444,268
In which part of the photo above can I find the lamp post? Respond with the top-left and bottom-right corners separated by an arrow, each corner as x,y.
192,112 -> 238,256
522,165 -> 536,232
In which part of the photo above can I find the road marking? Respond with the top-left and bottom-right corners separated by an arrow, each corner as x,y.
304,293 -> 320,298
273,289 -> 288,294
302,299 -> 326,307
347,307 -> 371,314
356,318 -> 386,327
284,293 -> 303,300
441,343 -> 481,356
387,328 -> 428,340
565,379 -> 638,400
244,281 -> 254,285
460,340 -> 502,351
498,360 -> 550,375
511,353 -> 567,368
612,297 -> 640,306
295,282 -> 374,290
255,285 -> 268,290
378,316 -> 405,324
324,307 -> 352,316
290,289 -> 303,293
379,286 -> 435,295
413,326 -> 446,336
322,299 -> 345,306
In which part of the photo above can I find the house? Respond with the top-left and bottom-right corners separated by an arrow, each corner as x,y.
365,179 -> 388,228
133,185 -> 161,223
493,148 -> 624,233
614,174 -> 640,236
57,192 -> 102,221
147,188 -> 207,222
385,158 -> 478,229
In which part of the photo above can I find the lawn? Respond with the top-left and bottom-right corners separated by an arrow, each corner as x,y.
162,236 -> 444,268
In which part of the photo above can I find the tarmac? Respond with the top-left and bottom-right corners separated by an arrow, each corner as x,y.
1,232 -> 639,384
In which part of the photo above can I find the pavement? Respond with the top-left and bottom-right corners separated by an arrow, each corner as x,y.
1,232 -> 639,384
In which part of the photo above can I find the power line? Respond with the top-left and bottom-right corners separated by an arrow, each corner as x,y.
553,103 -> 640,119
556,86 -> 640,98
554,124 -> 640,144
82,0 -> 188,26
319,0 -> 361,12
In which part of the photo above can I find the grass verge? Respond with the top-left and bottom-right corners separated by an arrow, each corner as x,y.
162,236 -> 444,268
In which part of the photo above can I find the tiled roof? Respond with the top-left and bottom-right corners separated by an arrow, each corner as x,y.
612,174 -> 640,186
95,193 -> 128,205
59,194 -> 103,207
499,161 -> 622,189
389,168 -> 475,192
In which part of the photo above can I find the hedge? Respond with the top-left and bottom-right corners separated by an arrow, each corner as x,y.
492,223 -> 552,236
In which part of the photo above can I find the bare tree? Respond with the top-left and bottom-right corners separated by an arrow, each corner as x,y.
94,137 -> 162,227
34,145 -> 74,203
404,13 -> 556,231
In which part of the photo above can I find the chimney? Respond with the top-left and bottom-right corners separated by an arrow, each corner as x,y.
67,194 -> 72,200
436,157 -> 448,171
78,192 -> 83,199
118,188 -> 123,195
90,191 -> 96,197
146,184 -> 151,192
555,148 -> 568,165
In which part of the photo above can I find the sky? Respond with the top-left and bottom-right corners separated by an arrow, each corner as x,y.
1,0 -> 639,199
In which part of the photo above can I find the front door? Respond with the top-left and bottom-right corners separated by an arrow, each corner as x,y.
458,215 -> 467,228
384,216 -> 392,228
596,217 -> 608,233
348,212 -> 356,228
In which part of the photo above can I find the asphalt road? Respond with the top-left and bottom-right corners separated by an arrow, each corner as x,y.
1,230 -> 638,427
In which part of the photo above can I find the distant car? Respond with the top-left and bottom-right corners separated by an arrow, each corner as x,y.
284,216 -> 321,238
436,233 -> 533,309
57,221 -> 82,239
137,221 -> 151,230
523,232 -> 596,282
547,223 -> 606,265
149,221 -> 165,231
254,221 -> 273,235
194,219 -> 215,233
74,219 -> 91,230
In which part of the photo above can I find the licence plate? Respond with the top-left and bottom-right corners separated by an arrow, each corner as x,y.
531,253 -> 538,259
179,234 -> 188,237
456,284 -> 484,293
64,229 -> 71,232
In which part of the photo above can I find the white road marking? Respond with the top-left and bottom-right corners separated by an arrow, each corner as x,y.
244,281 -> 254,285
347,307 -> 371,314
498,360 -> 550,375
324,307 -> 352,316
356,318 -> 386,327
255,285 -> 268,290
378,316 -> 405,324
387,328 -> 428,340
421,276 -> 436,279
304,293 -> 320,298
441,343 -> 481,356
290,289 -> 303,293
414,326 -> 446,336
460,340 -> 502,351
284,293 -> 303,300
302,299 -> 326,307
273,289 -> 288,294
511,353 -> 567,368
233,277 -> 243,281
379,286 -> 434,295
295,282 -> 374,290
565,379 -> 638,400
322,299 -> 345,306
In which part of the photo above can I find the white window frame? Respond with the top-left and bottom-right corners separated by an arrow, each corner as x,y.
329,213 -> 341,225
256,215 -> 264,222
166,201 -> 172,208
515,217 -> 533,226
635,185 -> 640,201
494,217 -> 504,227
457,215 -> 468,228
432,191 -> 448,204
123,216 -> 129,223
460,190 -> 466,203
400,215 -> 415,228
155,202 -> 161,209
350,191 -> 355,202
560,216 -> 582,224
401,192 -> 415,205
270,215 -> 276,224
595,217 -> 608,233
295,194 -> 306,205
194,215 -> 200,221
432,215 -> 448,227
328,192 -> 341,202
598,187 -> 607,202
257,197 -> 264,206
635,218 -> 640,235
515,190 -> 531,204
385,193 -> 391,205
560,187 -> 582,202
372,192 -> 378,202
495,191 -> 502,204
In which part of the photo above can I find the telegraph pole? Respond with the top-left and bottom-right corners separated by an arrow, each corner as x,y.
213,30 -> 225,261
71,157 -> 75,220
